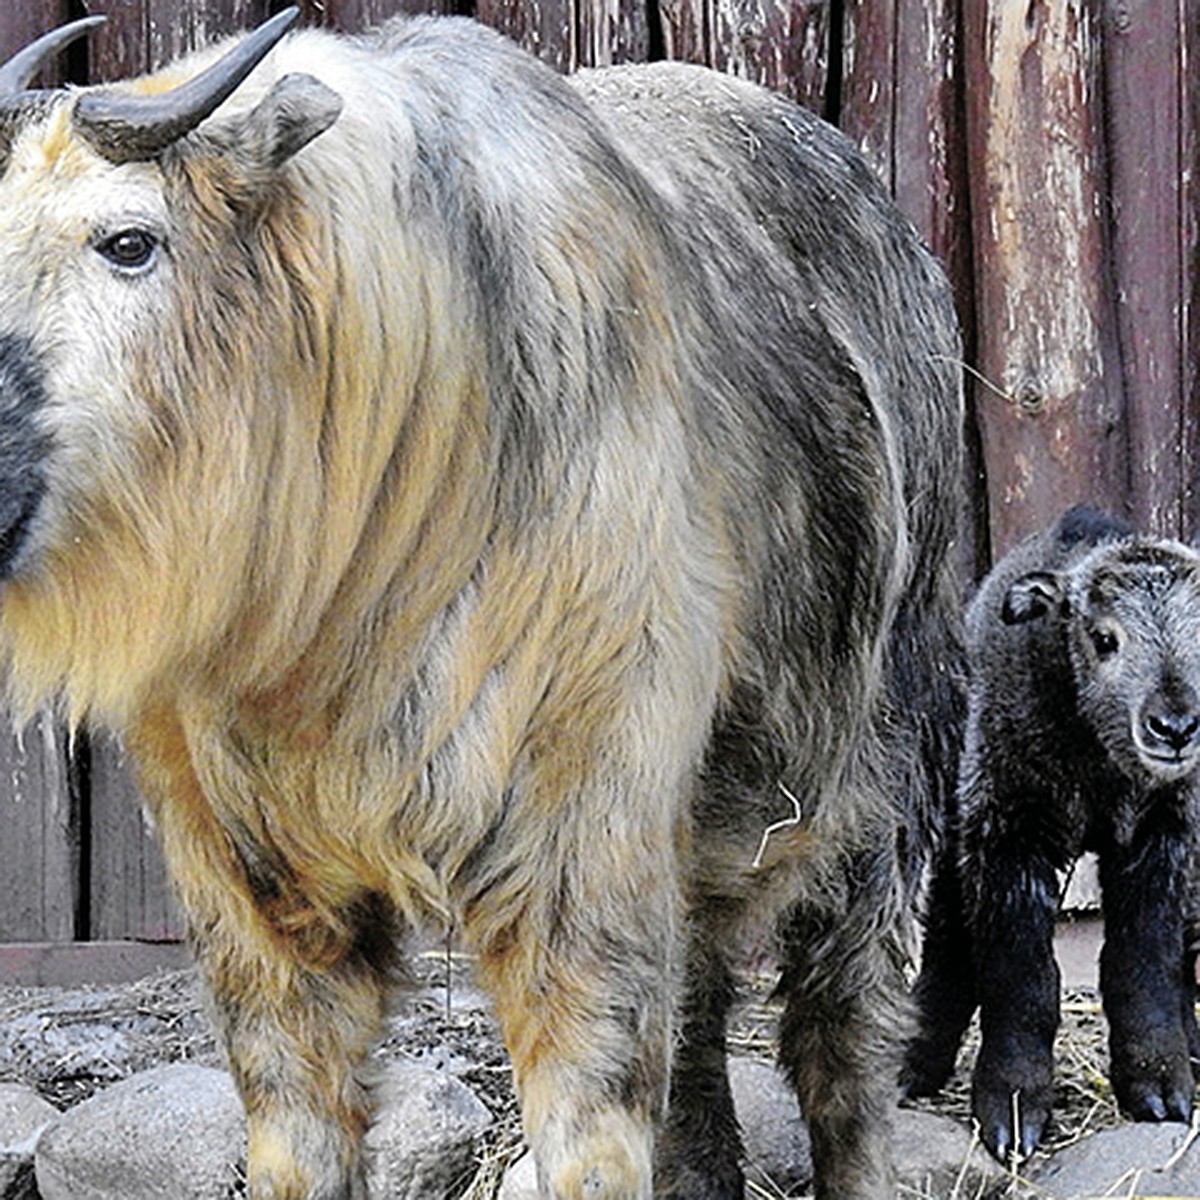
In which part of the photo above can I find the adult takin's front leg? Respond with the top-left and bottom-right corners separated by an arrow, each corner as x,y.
200,908 -> 393,1200
776,849 -> 905,1200
131,718 -> 393,1200
1100,815 -> 1196,1124
469,829 -> 682,1200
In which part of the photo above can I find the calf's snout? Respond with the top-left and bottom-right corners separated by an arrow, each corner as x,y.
1139,694 -> 1200,760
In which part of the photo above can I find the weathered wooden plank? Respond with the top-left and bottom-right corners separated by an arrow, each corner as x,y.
840,0 -> 895,184
578,0 -> 649,67
145,0 -> 271,68
1103,0 -> 1184,540
0,716 -> 77,944
0,2 -> 76,86
87,736 -> 182,943
656,0 -> 708,67
300,0 -> 458,32
1182,2 -> 1200,542
963,0 -> 1126,557
476,0 -> 576,71
0,941 -> 188,987
658,0 -> 826,107
709,0 -> 828,108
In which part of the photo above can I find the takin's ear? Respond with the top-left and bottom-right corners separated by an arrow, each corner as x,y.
225,72 -> 343,172
1001,571 -> 1065,625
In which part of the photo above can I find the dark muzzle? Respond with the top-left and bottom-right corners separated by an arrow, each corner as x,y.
0,334 -> 49,577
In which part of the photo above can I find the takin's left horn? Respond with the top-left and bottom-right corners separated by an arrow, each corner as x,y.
73,6 -> 299,164
0,16 -> 106,98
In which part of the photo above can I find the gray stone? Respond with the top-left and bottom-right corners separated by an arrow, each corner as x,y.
497,1150 -> 538,1200
728,1056 -> 812,1194
494,1065 -> 1006,1200
1027,1121 -> 1200,1199
365,1060 -> 494,1199
35,1064 -> 245,1200
894,1108 -> 1006,1198
0,1084 -> 58,1200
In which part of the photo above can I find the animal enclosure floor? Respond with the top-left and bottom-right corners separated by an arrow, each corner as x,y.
0,918 -> 1155,1199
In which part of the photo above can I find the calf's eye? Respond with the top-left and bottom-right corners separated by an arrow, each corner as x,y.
95,228 -> 159,272
1090,628 -> 1119,658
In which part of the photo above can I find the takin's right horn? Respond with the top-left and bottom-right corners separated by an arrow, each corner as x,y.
73,6 -> 299,164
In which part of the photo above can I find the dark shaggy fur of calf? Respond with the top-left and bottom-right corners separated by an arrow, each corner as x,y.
905,506 -> 1200,1164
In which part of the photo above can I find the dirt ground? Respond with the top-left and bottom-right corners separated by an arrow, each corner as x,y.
0,938 -> 1127,1200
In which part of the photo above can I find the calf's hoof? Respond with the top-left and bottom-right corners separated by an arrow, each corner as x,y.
1112,1041 -> 1194,1125
971,1058 -> 1053,1166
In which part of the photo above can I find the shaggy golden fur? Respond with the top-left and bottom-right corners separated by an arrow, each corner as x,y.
0,15 -> 963,1199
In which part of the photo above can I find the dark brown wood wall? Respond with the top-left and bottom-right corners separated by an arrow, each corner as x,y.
0,0 -> 1195,950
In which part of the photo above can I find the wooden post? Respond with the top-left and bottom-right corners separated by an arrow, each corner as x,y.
1102,0 -> 1188,540
964,0 -> 1127,558
1181,3 -> 1200,542
657,0 -> 828,109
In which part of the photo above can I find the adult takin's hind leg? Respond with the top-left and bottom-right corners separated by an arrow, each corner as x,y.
655,939 -> 744,1200
902,832 -> 977,1097
775,855 -> 904,1200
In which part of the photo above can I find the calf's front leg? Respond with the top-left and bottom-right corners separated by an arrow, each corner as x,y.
968,827 -> 1061,1165
1100,815 -> 1196,1124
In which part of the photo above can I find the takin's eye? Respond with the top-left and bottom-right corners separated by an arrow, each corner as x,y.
93,228 -> 160,274
1089,627 -> 1120,659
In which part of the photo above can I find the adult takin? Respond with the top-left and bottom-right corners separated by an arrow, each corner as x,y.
0,10 -> 963,1200
906,506 -> 1200,1164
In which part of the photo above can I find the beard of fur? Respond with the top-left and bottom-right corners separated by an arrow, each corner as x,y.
0,158 -> 488,734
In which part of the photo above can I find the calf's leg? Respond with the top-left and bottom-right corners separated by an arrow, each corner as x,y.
1100,818 -> 1195,1123
903,830 -> 976,1097
969,844 -> 1061,1165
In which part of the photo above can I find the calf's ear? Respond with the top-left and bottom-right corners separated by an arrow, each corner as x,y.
1001,571 -> 1064,625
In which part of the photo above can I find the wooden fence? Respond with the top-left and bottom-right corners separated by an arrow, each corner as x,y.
0,0 -> 1195,963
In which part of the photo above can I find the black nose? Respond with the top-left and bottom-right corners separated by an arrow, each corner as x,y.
1143,706 -> 1200,754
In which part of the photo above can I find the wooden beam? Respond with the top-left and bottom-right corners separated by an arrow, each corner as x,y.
0,941 -> 189,988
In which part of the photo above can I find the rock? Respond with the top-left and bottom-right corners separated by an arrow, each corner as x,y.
495,1065 -> 1006,1200
0,1084 -> 58,1200
365,1060 -> 494,1199
1026,1121 -> 1200,1199
894,1107 -> 1006,1198
35,1064 -> 245,1200
497,1150 -> 538,1199
498,1058 -> 813,1199
728,1056 -> 812,1193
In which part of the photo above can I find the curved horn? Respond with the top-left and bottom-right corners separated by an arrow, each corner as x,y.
73,6 -> 299,164
0,16 -> 106,97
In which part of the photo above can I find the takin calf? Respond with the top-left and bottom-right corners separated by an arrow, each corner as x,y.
906,506 -> 1200,1164
0,10 -> 963,1200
